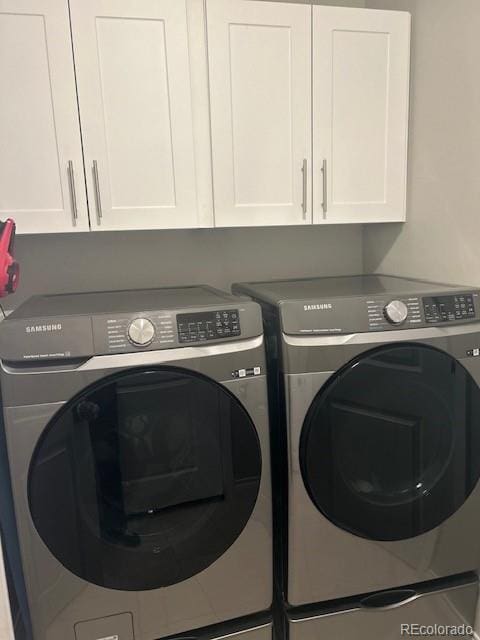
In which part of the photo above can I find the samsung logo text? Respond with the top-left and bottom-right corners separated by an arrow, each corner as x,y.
25,324 -> 63,334
303,303 -> 333,312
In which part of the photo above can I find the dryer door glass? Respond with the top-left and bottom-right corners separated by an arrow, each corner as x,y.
28,367 -> 262,590
300,343 -> 480,541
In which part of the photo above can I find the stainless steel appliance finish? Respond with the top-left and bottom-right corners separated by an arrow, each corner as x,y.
162,616 -> 273,640
233,275 -> 480,611
0,286 -> 272,640
235,274 -> 479,335
288,576 -> 478,640
75,612 -> 273,640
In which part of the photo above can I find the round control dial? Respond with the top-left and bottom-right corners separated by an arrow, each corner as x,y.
127,318 -> 155,346
384,300 -> 408,325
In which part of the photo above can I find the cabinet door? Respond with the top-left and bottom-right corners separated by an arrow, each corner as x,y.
0,0 -> 89,233
313,7 -> 410,224
207,0 -> 311,227
70,0 -> 208,231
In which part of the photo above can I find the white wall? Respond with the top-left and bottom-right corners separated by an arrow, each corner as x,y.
363,0 -> 480,287
7,225 -> 363,308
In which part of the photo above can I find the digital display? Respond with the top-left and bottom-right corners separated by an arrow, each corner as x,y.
423,294 -> 475,323
177,309 -> 240,343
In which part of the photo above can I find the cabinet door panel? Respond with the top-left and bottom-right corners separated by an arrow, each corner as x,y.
313,7 -> 410,224
0,0 -> 89,233
207,0 -> 311,227
70,0 -> 207,231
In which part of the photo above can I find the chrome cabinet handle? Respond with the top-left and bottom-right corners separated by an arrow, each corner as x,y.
67,161 -> 78,226
321,158 -> 327,217
301,158 -> 307,219
92,160 -> 103,225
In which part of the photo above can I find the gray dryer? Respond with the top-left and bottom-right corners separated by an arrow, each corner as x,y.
234,275 -> 480,637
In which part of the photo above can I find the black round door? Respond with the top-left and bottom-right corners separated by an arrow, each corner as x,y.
300,343 -> 480,541
28,367 -> 261,591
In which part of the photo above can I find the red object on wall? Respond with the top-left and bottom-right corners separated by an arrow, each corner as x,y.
0,219 -> 19,297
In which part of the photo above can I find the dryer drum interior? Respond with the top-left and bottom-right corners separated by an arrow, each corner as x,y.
28,366 -> 262,591
300,343 -> 480,541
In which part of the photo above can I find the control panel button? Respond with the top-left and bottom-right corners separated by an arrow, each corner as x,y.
177,309 -> 241,343
384,300 -> 408,325
127,318 -> 155,346
424,294 -> 476,323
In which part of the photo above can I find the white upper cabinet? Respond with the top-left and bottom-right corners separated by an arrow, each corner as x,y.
1,1 -> 410,233
313,6 -> 411,224
69,0 -> 210,231
0,0 -> 89,233
206,0 -> 312,227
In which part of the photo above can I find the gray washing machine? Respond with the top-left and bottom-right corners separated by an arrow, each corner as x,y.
233,275 -> 480,634
0,286 -> 272,640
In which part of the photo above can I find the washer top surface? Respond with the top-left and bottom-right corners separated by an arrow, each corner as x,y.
233,275 -> 480,335
8,285 -> 243,319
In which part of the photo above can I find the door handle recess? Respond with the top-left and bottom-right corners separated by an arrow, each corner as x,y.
321,158 -> 327,217
360,589 -> 418,610
67,161 -> 78,226
301,158 -> 308,219
92,160 -> 103,225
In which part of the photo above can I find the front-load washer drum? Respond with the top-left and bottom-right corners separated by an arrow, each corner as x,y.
300,343 -> 480,541
28,366 -> 262,591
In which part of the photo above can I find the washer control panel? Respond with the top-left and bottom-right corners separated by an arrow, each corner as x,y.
423,294 -> 475,323
127,318 -> 156,346
91,307 -> 245,354
177,309 -> 240,343
367,297 -> 422,331
0,293 -> 263,362
384,300 -> 409,325
102,312 -> 175,351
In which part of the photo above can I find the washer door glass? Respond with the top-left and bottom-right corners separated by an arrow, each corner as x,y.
28,367 -> 262,591
300,343 -> 480,541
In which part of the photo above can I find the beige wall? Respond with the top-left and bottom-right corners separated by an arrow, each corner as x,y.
363,0 -> 480,287
277,0 -> 364,5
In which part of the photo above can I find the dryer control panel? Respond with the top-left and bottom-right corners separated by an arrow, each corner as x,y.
423,294 -> 476,323
279,291 -> 480,335
235,276 -> 480,337
367,293 -> 479,331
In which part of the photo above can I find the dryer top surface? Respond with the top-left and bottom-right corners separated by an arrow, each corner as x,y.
233,275 -> 467,306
